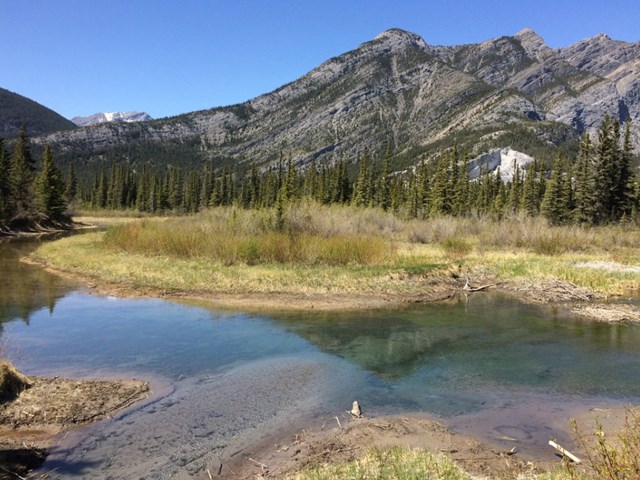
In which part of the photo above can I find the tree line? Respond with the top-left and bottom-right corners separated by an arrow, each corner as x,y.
81,117 -> 639,226
0,127 -> 75,230
2,118 -> 638,230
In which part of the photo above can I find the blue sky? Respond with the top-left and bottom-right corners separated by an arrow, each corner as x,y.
3,0 -> 639,120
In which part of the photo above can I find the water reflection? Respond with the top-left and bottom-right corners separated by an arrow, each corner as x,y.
271,294 -> 640,397
0,237 -> 75,326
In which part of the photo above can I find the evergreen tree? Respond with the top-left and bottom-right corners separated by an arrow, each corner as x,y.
521,160 -> 544,216
593,116 -> 617,223
35,146 -> 67,219
9,127 -> 37,219
541,153 -> 571,225
506,161 -> 523,215
0,139 -> 10,224
376,147 -> 392,210
573,134 -> 597,225
64,165 -> 78,205
614,120 -> 635,218
353,148 -> 371,207
429,151 -> 452,216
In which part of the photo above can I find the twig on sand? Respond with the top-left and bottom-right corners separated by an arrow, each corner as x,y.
335,416 -> 342,428
248,457 -> 268,470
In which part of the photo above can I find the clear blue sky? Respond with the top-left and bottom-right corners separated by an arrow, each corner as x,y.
3,0 -> 639,120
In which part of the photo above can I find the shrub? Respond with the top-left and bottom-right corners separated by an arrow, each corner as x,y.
440,237 -> 472,261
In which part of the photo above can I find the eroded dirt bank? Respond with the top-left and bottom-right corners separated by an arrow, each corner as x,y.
0,368 -> 149,479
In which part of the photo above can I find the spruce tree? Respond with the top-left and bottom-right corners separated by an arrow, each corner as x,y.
35,146 -> 67,220
0,139 -> 10,224
541,153 -> 570,225
429,151 -> 452,216
573,134 -> 597,225
376,147 -> 392,210
353,149 -> 371,207
9,126 -> 37,219
64,165 -> 78,206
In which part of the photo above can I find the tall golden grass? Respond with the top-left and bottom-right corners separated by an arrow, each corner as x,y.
103,204 -> 396,267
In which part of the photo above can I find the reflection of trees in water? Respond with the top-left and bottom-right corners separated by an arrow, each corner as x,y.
274,312 -> 457,380
272,300 -> 640,395
0,240 -> 73,325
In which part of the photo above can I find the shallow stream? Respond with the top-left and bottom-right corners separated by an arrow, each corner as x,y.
2,238 -> 640,478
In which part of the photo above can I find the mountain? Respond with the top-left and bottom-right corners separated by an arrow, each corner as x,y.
37,28 -> 640,177
0,87 -> 77,138
71,111 -> 153,127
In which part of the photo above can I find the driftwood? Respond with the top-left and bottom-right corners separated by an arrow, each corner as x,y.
462,276 -> 495,292
549,440 -> 582,463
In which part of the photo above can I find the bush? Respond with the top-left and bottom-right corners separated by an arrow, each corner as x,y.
440,237 -> 472,261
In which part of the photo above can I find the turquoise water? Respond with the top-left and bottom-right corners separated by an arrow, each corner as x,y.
2,239 -> 640,477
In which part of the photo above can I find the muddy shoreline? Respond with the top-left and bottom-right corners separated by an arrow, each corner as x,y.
0,373 -> 150,479
31,258 -> 640,323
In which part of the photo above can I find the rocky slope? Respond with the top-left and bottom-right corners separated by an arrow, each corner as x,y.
71,111 -> 153,127
36,28 -> 640,173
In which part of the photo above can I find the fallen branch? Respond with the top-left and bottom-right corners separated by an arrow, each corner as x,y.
248,457 -> 268,469
549,440 -> 581,464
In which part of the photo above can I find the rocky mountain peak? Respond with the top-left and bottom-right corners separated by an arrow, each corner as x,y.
514,28 -> 550,60
373,28 -> 428,50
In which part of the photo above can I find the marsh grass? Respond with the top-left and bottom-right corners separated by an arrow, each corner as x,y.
287,446 -> 471,480
33,203 -> 640,298
103,211 -> 394,267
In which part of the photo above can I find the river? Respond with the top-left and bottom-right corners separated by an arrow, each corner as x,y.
2,237 -> 640,478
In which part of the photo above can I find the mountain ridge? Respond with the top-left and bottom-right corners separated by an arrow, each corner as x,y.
72,111 -> 153,127
29,28 -> 640,175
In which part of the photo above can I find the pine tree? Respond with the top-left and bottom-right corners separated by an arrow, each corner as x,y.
35,146 -> 67,219
541,153 -> 571,225
376,147 -> 392,210
429,151 -> 452,216
9,126 -> 37,219
0,139 -> 10,225
613,120 -> 635,219
353,149 -> 371,207
521,160 -> 543,216
506,161 -> 522,215
64,165 -> 78,206
573,134 -> 597,225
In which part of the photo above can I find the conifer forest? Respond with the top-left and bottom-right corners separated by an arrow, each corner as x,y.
1,117 -> 638,231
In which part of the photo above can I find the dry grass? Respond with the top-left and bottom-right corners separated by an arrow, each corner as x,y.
567,408 -> 640,480
30,202 -> 640,300
0,361 -> 31,402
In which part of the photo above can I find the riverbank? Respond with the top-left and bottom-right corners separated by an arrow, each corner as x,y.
219,404 -> 638,479
0,362 -> 149,478
28,208 -> 640,321
0,217 -> 83,239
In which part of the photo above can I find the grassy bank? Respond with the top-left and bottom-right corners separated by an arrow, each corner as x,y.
288,407 -> 640,480
32,202 -> 640,304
